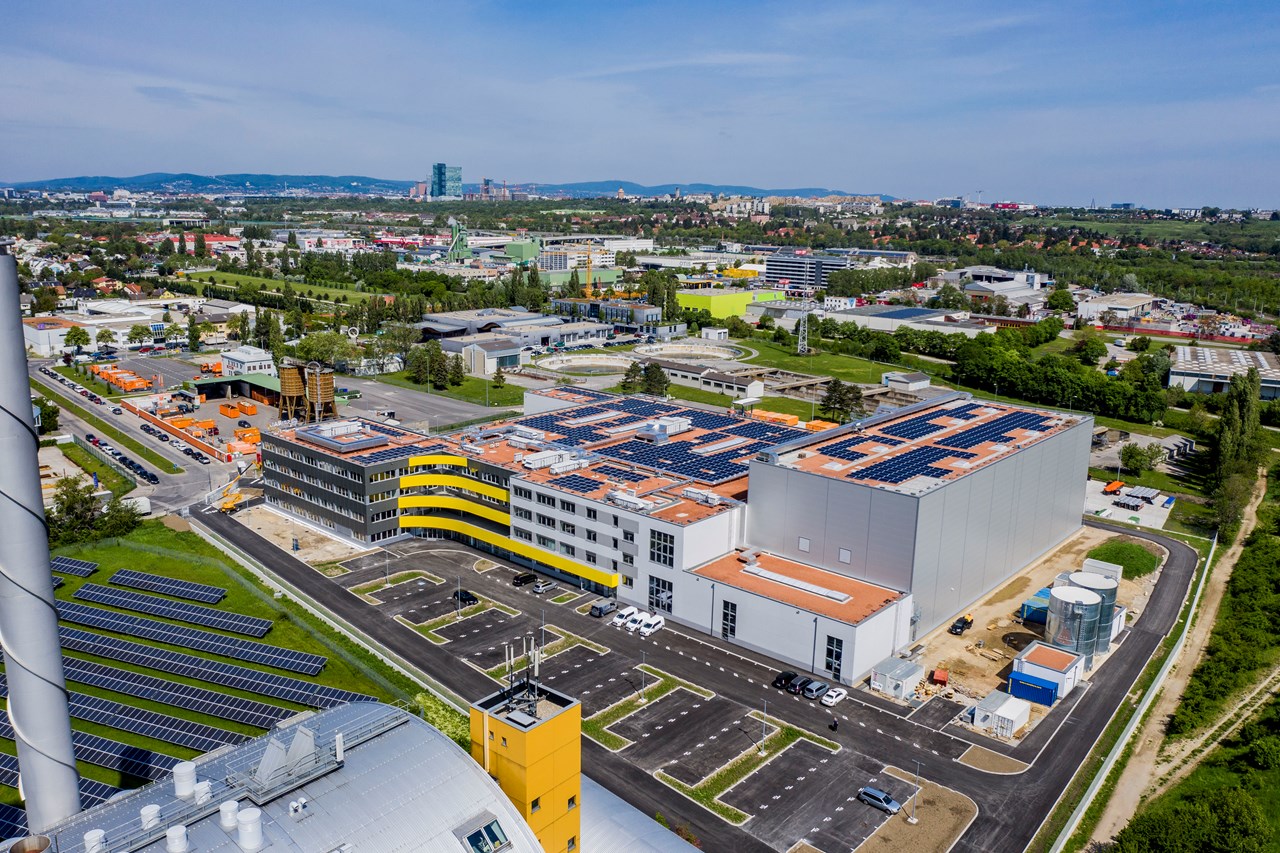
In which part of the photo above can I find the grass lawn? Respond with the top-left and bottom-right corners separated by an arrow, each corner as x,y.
1087,539 -> 1162,578
61,443 -> 136,497
0,521 -> 428,803
1089,465 -> 1206,499
33,378 -> 183,473
738,339 -> 887,384
369,371 -> 525,408
179,271 -> 387,301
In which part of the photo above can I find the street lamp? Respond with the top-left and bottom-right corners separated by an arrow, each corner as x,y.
760,699 -> 767,756
640,650 -> 647,703
908,759 -> 922,825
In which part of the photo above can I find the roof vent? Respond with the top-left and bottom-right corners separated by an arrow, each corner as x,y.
237,808 -> 264,852
219,801 -> 239,832
173,761 -> 197,799
165,826 -> 189,853
140,805 -> 161,831
82,830 -> 106,853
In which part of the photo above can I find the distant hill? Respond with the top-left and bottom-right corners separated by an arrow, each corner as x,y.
6,172 -> 894,200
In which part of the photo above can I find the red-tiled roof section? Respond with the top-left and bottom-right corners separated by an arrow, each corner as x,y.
1021,643 -> 1081,672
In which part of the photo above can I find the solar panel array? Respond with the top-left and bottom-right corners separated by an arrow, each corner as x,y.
351,444 -> 422,465
57,602 -> 327,675
596,439 -> 750,485
724,420 -> 807,442
0,803 -> 25,839
0,717 -> 178,782
820,437 -> 871,463
51,575 -> 63,589
879,412 -> 950,440
547,474 -> 600,494
936,411 -> 1054,450
109,569 -> 227,604
51,555 -> 97,577
0,754 -> 119,808
594,464 -> 646,483
65,691 -> 245,753
74,583 -> 273,637
59,627 -> 371,708
941,402 -> 987,421
60,656 -> 293,729
849,446 -> 978,484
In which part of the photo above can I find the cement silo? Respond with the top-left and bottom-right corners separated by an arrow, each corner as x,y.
304,364 -> 337,422
278,361 -> 307,421
1045,586 -> 1102,666
1069,572 -> 1119,655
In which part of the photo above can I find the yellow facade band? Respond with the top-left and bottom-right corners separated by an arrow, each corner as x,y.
407,453 -> 470,468
397,494 -> 511,526
399,473 -> 509,502
398,516 -> 619,588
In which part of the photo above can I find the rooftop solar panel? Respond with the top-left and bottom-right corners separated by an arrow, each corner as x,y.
879,412 -> 950,440
547,474 -> 600,494
352,444 -> 422,465
848,446 -> 978,484
74,583 -> 273,637
57,602 -> 326,675
594,464 -> 647,483
109,569 -> 227,604
935,411 -> 1054,450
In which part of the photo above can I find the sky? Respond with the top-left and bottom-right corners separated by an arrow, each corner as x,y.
2,0 -> 1278,207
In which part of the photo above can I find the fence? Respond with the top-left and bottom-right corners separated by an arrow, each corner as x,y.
72,435 -> 138,488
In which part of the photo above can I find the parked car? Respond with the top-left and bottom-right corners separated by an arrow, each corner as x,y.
111,407 -> 123,415
949,614 -> 974,635
451,589 -> 479,606
624,610 -> 648,632
512,572 -> 537,587
786,675 -> 813,695
802,680 -> 830,700
856,786 -> 901,815
237,420 -> 252,429
532,580 -> 558,594
589,600 -> 617,618
84,434 -> 96,444
772,670 -> 798,689
611,605 -> 638,628
638,614 -> 665,637
821,687 -> 848,707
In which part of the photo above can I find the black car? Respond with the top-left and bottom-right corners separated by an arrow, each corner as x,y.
512,572 -> 538,587
786,675 -> 814,695
451,589 -> 479,606
238,420 -> 252,429
772,670 -> 799,689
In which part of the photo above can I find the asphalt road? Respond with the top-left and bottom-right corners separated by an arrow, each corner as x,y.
197,513 -> 1200,853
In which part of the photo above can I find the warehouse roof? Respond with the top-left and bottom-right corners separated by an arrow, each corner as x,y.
1171,346 -> 1280,381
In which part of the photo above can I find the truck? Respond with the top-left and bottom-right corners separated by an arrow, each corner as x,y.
948,614 -> 974,635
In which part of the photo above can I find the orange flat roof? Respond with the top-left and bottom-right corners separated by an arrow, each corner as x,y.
1021,642 -> 1081,671
691,551 -> 903,626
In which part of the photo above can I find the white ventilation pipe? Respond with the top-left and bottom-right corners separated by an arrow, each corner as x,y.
193,780 -> 212,805
237,807 -> 263,851
218,801 -> 239,831
172,762 -> 197,799
82,829 -> 107,853
165,826 -> 188,853
140,805 -> 161,831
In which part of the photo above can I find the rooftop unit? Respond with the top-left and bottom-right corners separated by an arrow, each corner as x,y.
522,450 -> 571,470
680,487 -> 722,507
607,490 -> 652,512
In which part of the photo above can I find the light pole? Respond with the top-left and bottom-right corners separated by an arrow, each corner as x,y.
640,651 -> 647,703
760,699 -> 767,756
811,617 -> 819,674
908,758 -> 922,825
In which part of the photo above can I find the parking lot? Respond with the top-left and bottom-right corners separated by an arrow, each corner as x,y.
1083,478 -> 1173,528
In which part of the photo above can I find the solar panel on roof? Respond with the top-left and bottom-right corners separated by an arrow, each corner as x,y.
879,412 -> 951,440
594,464 -> 646,483
935,411 -> 1053,450
820,437 -> 871,462
848,446 -> 978,484
109,569 -> 226,604
59,626 -> 371,708
51,555 -> 97,577
548,474 -> 599,494
58,656 -> 293,729
74,583 -> 273,637
57,601 -> 326,675
352,444 -> 422,465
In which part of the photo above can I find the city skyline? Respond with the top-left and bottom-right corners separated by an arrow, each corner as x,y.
2,0 -> 1278,207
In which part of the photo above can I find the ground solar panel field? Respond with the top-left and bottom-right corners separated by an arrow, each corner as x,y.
0,522 -> 405,824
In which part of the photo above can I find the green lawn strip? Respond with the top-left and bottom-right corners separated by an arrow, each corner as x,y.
33,378 -> 183,472
349,569 -> 444,604
363,370 -> 525,408
60,442 -> 136,497
550,591 -> 580,604
54,365 -> 124,399
412,691 -> 470,749
312,559 -> 350,577
473,558 -> 499,573
656,713 -> 839,825
398,598 -> 516,644
582,665 -> 708,751
638,663 -> 714,699
575,600 -> 597,615
54,522 -> 417,702
483,627 -> 608,679
1087,540 -> 1162,578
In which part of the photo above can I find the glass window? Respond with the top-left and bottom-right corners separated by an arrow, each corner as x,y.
649,576 -> 673,613
721,600 -> 737,639
513,527 -> 532,541
649,530 -> 675,567
623,530 -> 635,543
464,819 -> 510,853
586,508 -> 597,521
621,574 -> 633,588
514,507 -> 532,520
622,554 -> 634,565
513,486 -> 531,500
537,535 -> 555,549
825,636 -> 844,681
537,513 -> 555,527
536,493 -> 555,507
568,795 -> 577,810
560,521 -> 576,535
586,530 -> 597,543
838,548 -> 852,564
567,837 -> 576,851
531,797 -> 540,813
559,499 -> 576,513
560,543 -> 575,557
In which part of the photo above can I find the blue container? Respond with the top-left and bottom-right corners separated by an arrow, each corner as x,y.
1009,671 -> 1058,706
1018,588 -> 1052,624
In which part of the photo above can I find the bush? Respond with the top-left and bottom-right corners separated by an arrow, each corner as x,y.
1088,540 -> 1161,578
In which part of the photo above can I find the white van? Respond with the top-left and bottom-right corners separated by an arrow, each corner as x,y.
611,605 -> 638,628
638,614 -> 665,637
625,610 -> 648,632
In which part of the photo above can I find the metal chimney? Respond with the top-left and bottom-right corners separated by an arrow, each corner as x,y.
0,239 -> 82,829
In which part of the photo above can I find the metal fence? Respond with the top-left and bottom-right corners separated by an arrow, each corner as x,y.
71,435 -> 138,488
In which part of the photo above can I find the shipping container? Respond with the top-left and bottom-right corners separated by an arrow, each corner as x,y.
238,401 -> 257,415
219,404 -> 241,418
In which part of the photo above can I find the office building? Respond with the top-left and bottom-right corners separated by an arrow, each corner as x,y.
764,251 -> 856,289
431,163 -> 463,198
220,345 -> 277,377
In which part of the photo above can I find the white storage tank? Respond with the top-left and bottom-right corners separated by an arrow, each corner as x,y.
1045,586 -> 1102,666
1068,572 -> 1119,655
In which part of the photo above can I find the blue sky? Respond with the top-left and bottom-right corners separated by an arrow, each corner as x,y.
2,0 -> 1277,206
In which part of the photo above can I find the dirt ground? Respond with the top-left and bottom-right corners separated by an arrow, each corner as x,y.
860,766 -> 977,851
957,745 -> 1029,774
1091,471 -> 1268,844
38,445 -> 91,504
233,504 -> 372,564
918,527 -> 1166,705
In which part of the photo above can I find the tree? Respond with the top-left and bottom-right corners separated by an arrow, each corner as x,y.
381,322 -> 421,360
157,237 -> 173,258
96,495 -> 142,539
126,324 -> 153,345
32,287 -> 59,314
296,331 -> 354,366
177,233 -> 187,255
193,233 -> 208,258
1074,336 -> 1108,366
163,323 -> 184,342
1046,289 -> 1076,313
47,476 -> 99,545
34,396 -> 59,433
1127,335 -> 1152,352
425,340 -> 448,389
568,268 -> 581,294
492,366 -> 507,389
1120,442 -> 1163,473
447,354 -> 466,387
819,378 -> 861,422
64,326 -> 91,353
757,315 -> 775,330
620,361 -> 644,393
186,315 -> 212,352
95,328 -> 116,348
642,363 -> 669,396
405,346 -> 430,384
933,283 -> 968,310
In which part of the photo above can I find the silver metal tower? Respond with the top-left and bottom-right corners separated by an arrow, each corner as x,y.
0,239 -> 82,830
796,310 -> 810,355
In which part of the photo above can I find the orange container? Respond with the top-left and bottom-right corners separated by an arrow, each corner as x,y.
170,417 -> 194,429
238,402 -> 257,415
219,404 -> 240,418
196,419 -> 215,430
